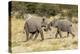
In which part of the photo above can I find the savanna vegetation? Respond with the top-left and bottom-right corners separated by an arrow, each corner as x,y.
10,1 -> 78,19
9,1 -> 78,53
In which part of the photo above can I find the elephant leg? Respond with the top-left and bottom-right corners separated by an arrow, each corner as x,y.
55,28 -> 62,38
39,30 -> 44,41
37,26 -> 44,41
70,32 -> 75,38
55,31 -> 58,38
29,33 -> 34,40
34,31 -> 39,40
25,31 -> 29,41
67,32 -> 69,37
59,30 -> 62,38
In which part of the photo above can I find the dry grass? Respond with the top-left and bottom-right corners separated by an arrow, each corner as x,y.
10,16 -> 78,53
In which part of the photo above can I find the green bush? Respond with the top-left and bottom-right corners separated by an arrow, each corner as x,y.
10,1 -> 78,19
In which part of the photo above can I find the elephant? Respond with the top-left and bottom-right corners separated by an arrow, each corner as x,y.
45,19 -> 75,38
23,14 -> 48,41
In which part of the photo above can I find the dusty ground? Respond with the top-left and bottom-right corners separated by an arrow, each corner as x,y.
10,15 -> 78,53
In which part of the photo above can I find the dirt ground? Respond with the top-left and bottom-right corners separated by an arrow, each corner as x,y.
10,16 -> 78,53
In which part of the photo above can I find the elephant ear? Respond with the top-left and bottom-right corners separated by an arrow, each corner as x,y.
23,14 -> 32,21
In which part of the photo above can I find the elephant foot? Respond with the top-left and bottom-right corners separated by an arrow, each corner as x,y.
60,36 -> 62,38
23,40 -> 28,42
67,36 -> 69,37
23,39 -> 29,42
72,34 -> 75,38
33,38 -> 36,40
40,39 -> 44,41
55,37 -> 57,39
55,35 -> 58,39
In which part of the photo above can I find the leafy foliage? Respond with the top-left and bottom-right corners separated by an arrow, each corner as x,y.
10,1 -> 78,18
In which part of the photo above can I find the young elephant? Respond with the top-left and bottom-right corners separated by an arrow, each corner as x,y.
46,19 -> 75,38
24,17 -> 47,41
24,20 -> 44,41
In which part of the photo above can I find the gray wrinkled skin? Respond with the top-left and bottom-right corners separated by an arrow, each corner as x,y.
53,19 -> 72,32
24,16 -> 48,41
24,19 -> 44,41
46,19 -> 75,38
